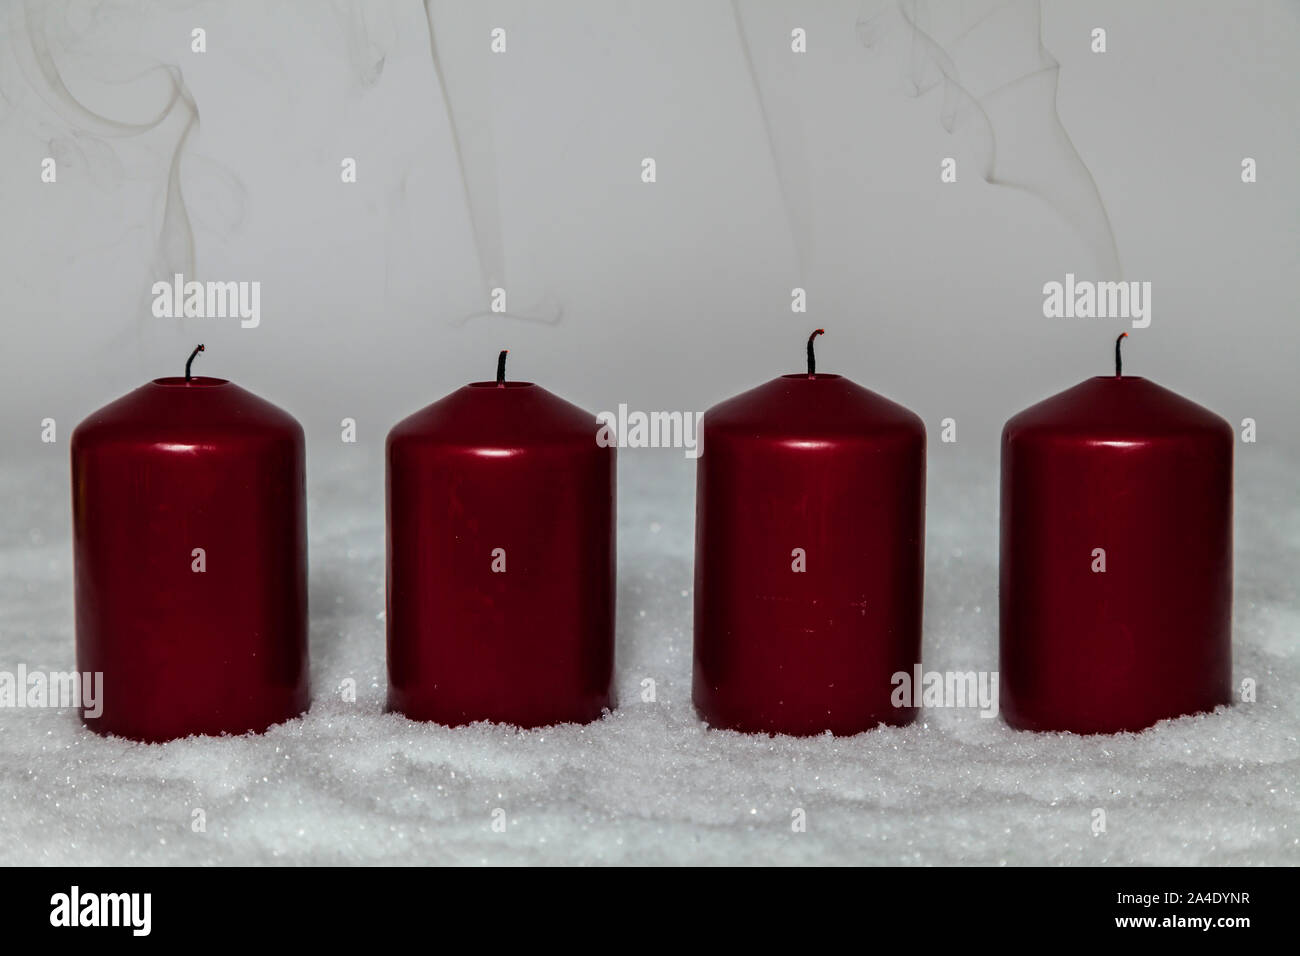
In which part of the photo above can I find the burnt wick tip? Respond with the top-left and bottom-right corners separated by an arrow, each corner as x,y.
496,349 -> 508,386
807,329 -> 825,377
185,344 -> 205,382
1114,332 -> 1128,378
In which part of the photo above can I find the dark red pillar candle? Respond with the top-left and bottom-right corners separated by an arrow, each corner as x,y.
386,351 -> 615,727
71,346 -> 309,742
693,331 -> 926,735
1000,335 -> 1233,734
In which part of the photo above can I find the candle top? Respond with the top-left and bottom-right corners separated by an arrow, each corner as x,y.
704,373 -> 923,441
72,378 -> 303,448
1004,376 -> 1232,442
388,382 -> 600,451
151,376 -> 231,388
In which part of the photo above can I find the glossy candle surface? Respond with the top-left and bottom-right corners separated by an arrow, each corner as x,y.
71,376 -> 309,742
1000,375 -> 1233,734
693,373 -> 926,735
386,381 -> 615,727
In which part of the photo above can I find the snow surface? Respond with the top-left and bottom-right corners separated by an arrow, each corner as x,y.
1,444 -> 1296,865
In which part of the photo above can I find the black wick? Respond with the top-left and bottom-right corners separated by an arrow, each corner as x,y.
185,344 -> 205,382
496,349 -> 508,387
807,329 -> 825,377
1114,332 -> 1127,378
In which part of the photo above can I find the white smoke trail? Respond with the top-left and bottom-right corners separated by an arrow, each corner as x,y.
421,0 -> 561,325
7,0 -> 200,283
332,0 -> 392,89
859,0 -> 1122,277
731,0 -> 815,279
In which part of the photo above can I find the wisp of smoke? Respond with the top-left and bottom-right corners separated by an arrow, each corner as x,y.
731,0 -> 816,280
7,0 -> 199,284
858,0 -> 1121,277
421,0 -> 561,325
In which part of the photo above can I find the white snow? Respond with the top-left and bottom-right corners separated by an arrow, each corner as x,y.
0,444 -> 1295,865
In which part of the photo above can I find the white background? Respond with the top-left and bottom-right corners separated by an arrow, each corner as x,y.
1,0 -> 1297,449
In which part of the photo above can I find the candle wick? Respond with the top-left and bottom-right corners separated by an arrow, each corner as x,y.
496,349 -> 508,387
185,344 -> 205,383
806,328 -> 825,378
1114,332 -> 1127,378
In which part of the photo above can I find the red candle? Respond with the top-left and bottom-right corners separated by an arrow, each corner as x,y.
693,331 -> 926,735
386,351 -> 615,727
1000,334 -> 1233,734
71,345 -> 309,742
